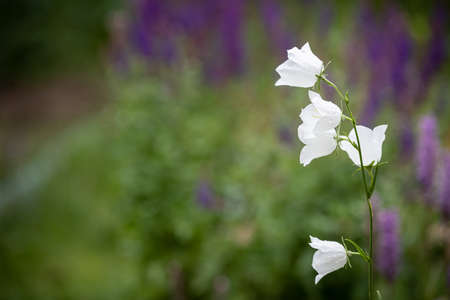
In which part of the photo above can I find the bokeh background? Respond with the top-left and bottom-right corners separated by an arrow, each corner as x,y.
1,0 -> 449,299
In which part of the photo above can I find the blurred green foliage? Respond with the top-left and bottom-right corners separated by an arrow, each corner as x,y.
0,0 -> 120,85
1,63 -> 447,299
0,0 -> 449,299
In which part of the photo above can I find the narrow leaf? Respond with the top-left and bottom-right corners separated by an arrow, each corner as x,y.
341,237 -> 352,268
345,238 -> 370,263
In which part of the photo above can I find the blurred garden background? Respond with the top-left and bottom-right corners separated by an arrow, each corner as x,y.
0,0 -> 449,299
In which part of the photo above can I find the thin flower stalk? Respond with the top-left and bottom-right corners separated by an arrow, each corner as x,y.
318,74 -> 375,300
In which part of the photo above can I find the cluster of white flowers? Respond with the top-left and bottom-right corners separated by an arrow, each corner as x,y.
276,42 -> 387,168
297,90 -> 341,166
275,42 -> 388,285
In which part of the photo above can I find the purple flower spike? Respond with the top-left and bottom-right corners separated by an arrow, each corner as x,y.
416,115 -> 439,198
261,0 -> 293,56
219,0 -> 245,76
387,9 -> 413,107
417,5 -> 448,103
318,3 -> 334,36
376,210 -> 400,282
360,85 -> 384,126
399,121 -> 415,159
439,152 -> 450,219
357,5 -> 390,126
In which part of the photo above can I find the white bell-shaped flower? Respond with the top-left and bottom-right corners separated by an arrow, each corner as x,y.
298,91 -> 342,166
299,129 -> 337,166
275,42 -> 324,88
303,91 -> 342,131
339,125 -> 388,166
309,236 -> 348,284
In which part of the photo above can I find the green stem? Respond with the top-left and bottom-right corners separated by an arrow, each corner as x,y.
367,199 -> 374,300
344,101 -> 374,300
342,114 -> 353,121
318,75 -> 345,100
320,75 -> 374,300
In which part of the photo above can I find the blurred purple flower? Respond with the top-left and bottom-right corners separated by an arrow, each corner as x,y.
387,10 -> 413,107
417,6 -> 448,103
360,85 -> 384,126
439,152 -> 450,219
161,38 -> 177,63
318,3 -> 334,36
176,2 -> 209,33
137,0 -> 163,27
345,38 -> 363,87
195,180 -> 216,209
416,115 -> 439,197
399,122 -> 415,159
390,34 -> 412,98
219,0 -> 245,76
358,5 -> 390,125
359,5 -> 384,64
131,0 -> 164,57
131,22 -> 153,57
376,210 -> 400,282
202,0 -> 246,82
278,126 -> 293,146
261,0 -> 293,56
359,6 -> 415,124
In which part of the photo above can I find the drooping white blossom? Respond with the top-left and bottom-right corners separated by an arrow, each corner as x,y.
309,236 -> 348,284
298,91 -> 342,166
339,125 -> 388,166
299,128 -> 337,166
275,42 -> 324,88
304,91 -> 342,131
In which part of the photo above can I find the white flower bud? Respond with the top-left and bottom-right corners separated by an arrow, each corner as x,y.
309,236 -> 348,284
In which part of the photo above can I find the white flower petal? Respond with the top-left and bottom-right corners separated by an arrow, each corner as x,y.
309,236 -> 347,284
314,117 -> 340,133
288,43 -> 323,73
339,125 -> 388,166
308,91 -> 342,132
275,43 -> 323,88
299,132 -> 337,166
372,125 -> 387,162
315,274 -> 325,285
275,59 -> 317,88
339,139 -> 360,165
298,123 -> 316,144
309,236 -> 345,252
308,91 -> 341,119
299,104 -> 320,125
373,124 -> 388,143
275,60 -> 315,87
312,250 -> 347,284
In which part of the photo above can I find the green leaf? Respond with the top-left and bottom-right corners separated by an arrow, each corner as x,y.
345,238 -> 370,263
377,161 -> 389,167
341,236 -> 352,268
